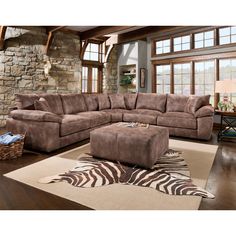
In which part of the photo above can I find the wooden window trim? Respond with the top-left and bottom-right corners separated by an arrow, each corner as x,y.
151,26 -> 236,58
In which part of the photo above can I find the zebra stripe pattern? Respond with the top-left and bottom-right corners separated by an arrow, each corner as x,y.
39,149 -> 214,199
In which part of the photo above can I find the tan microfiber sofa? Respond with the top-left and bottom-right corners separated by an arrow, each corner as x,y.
6,93 -> 214,152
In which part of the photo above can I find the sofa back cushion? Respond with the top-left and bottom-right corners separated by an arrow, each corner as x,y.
15,94 -> 39,110
60,94 -> 87,114
166,94 -> 189,112
136,93 -> 167,112
41,94 -> 64,115
124,93 -> 137,110
34,97 -> 52,112
109,94 -> 126,109
83,94 -> 98,111
185,95 -> 210,114
98,94 -> 110,110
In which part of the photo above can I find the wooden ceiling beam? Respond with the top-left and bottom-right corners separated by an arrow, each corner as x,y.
45,26 -> 65,34
0,26 -> 7,50
80,26 -> 135,40
117,26 -> 179,44
45,31 -> 53,55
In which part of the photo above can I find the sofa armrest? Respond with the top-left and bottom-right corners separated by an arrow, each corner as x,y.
9,110 -> 62,123
194,105 -> 214,118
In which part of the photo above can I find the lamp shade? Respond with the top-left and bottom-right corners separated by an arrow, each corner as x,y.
215,79 -> 236,93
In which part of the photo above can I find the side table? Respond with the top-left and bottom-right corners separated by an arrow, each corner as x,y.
215,110 -> 236,141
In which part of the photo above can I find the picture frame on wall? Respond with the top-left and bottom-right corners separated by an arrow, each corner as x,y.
140,68 -> 146,88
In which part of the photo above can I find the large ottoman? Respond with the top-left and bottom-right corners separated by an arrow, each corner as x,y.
90,123 -> 169,168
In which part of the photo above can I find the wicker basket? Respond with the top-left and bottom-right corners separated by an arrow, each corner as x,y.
0,134 -> 25,160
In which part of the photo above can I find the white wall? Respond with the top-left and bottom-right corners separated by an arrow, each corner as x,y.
118,41 -> 147,92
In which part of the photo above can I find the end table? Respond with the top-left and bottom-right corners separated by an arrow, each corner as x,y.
215,110 -> 236,141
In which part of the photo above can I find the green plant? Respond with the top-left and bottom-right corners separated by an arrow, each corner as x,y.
120,75 -> 132,86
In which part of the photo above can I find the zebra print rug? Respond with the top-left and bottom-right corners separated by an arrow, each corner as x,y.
39,149 -> 214,199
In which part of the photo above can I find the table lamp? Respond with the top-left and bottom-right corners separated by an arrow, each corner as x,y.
215,79 -> 236,102
215,79 -> 236,112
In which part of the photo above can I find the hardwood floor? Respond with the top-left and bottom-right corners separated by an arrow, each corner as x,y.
0,129 -> 235,210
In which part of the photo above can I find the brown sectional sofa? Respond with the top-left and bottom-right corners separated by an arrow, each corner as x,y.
6,92 -> 214,152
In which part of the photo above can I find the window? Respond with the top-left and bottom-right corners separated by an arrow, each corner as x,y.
219,27 -> 236,45
82,67 -> 88,93
173,35 -> 190,52
83,43 -> 104,62
155,65 -> 171,94
195,61 -> 215,105
155,39 -> 170,54
92,67 -> 98,93
82,66 -> 100,93
174,63 -> 191,95
219,59 -> 236,103
194,30 -> 214,49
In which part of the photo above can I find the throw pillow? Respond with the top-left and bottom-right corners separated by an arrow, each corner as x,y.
185,95 -> 210,114
166,94 -> 189,112
109,94 -> 126,109
83,94 -> 98,111
34,97 -> 52,113
124,93 -> 138,110
98,94 -> 111,110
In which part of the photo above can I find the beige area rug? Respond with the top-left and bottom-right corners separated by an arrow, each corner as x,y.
4,139 -> 218,210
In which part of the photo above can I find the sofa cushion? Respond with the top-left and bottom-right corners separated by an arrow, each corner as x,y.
103,109 -> 130,122
41,94 -> 64,115
136,93 -> 167,112
123,113 -> 157,125
78,111 -> 111,128
185,95 -> 210,114
34,97 -> 52,112
15,94 -> 39,110
194,105 -> 214,118
60,94 -> 87,114
60,115 -> 91,136
166,94 -> 189,112
131,109 -> 162,117
83,94 -> 98,111
109,94 -> 126,109
10,109 -> 61,123
98,94 -> 111,110
124,93 -> 137,110
157,112 -> 197,129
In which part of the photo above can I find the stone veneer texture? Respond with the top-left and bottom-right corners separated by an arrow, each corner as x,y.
0,26 -> 118,127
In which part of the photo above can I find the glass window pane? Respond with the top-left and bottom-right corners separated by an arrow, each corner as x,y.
195,41 -> 203,48
90,43 -> 99,52
231,35 -> 236,43
182,35 -> 190,43
84,51 -> 90,60
220,36 -> 231,45
231,26 -> 236,34
156,41 -> 162,48
195,33 -> 203,41
174,44 -> 181,51
204,30 -> 214,39
174,37 -> 181,45
205,39 -> 214,47
219,27 -> 230,37
156,47 -> 163,54
163,46 -> 170,53
163,39 -> 170,46
182,43 -> 190,50
90,52 -> 99,61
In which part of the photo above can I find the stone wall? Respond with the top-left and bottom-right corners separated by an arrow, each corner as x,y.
103,45 -> 118,93
0,26 -> 81,127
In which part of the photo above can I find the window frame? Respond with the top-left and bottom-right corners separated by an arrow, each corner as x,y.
219,26 -> 236,46
152,26 -> 236,58
152,52 -> 236,108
